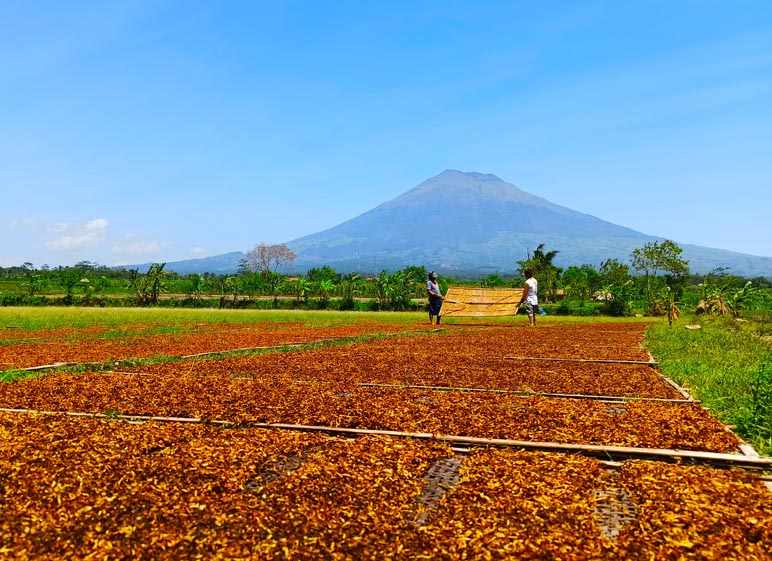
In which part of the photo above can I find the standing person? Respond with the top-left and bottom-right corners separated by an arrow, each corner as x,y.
426,271 -> 444,325
518,269 -> 539,326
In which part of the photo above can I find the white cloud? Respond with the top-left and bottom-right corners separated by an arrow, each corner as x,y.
50,221 -> 71,233
45,218 -> 109,251
111,235 -> 162,257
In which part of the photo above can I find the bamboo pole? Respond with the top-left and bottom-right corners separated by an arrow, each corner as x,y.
358,383 -> 695,404
659,375 -> 695,401
504,356 -> 658,367
20,362 -> 80,371
2,407 -> 769,470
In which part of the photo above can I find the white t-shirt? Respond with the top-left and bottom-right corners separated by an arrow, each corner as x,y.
525,277 -> 538,305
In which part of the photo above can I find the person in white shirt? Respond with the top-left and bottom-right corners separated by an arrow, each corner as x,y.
518,269 -> 539,326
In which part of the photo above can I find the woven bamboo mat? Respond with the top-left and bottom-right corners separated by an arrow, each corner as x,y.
441,287 -> 523,317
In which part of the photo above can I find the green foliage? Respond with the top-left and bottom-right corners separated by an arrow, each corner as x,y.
601,280 -> 636,317
102,407 -> 122,420
126,263 -> 169,305
307,265 -> 341,284
402,265 -> 428,282
2,258 -> 768,321
549,301 -> 601,316
187,274 -> 207,301
315,279 -> 335,308
599,258 -> 630,286
339,273 -> 361,310
631,240 -> 690,310
744,357 -> 772,446
372,267 -> 425,311
480,274 -> 505,287
516,243 -> 562,303
560,265 -> 600,305
631,240 -> 689,278
241,272 -> 269,297
220,276 -> 241,306
58,269 -> 81,301
695,268 -> 762,318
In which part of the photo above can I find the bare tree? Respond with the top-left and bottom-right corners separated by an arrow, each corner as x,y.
245,243 -> 296,274
244,244 -> 296,306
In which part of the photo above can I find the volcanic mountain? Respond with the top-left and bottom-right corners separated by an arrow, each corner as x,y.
285,170 -> 772,277
135,170 -> 771,278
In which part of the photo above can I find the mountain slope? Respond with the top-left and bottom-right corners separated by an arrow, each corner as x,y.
287,170 -> 651,274
139,171 -> 772,278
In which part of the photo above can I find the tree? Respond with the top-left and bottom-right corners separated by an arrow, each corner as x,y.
631,240 -> 690,313
372,267 -> 423,311
291,277 -> 313,304
696,269 -> 760,317
599,258 -> 630,287
561,266 -> 591,306
402,265 -> 428,282
145,263 -> 168,304
517,243 -> 562,303
481,274 -> 505,288
187,274 -> 207,301
74,261 -> 100,272
58,268 -> 81,303
126,263 -> 168,305
220,276 -> 242,307
237,258 -> 251,276
340,273 -> 361,310
22,262 -> 42,297
245,244 -> 297,306
597,258 -> 634,316
631,240 -> 689,281
125,269 -> 145,303
245,243 -> 297,274
307,265 -> 340,284
241,272 -> 269,298
315,279 -> 335,308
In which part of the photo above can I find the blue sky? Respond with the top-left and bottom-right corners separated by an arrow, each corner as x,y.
2,1 -> 771,269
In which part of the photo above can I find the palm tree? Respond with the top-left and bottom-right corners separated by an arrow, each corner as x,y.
145,263 -> 168,305
188,274 -> 207,301
517,243 -> 562,303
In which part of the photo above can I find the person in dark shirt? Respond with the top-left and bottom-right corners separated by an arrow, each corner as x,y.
426,271 -> 444,325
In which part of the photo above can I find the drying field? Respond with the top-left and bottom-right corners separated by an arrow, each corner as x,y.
1,316 -> 771,560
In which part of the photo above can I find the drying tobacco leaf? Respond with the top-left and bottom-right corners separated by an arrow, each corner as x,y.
0,413 -> 453,560
1,320 -> 767,560
0,372 -> 738,452
128,323 -> 680,400
0,320 -> 425,368
615,461 -> 772,560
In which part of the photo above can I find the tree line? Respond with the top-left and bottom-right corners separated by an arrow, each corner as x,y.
1,241 -> 770,317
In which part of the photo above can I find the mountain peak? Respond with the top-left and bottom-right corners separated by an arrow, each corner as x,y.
436,169 -> 502,182
379,169 -> 556,210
